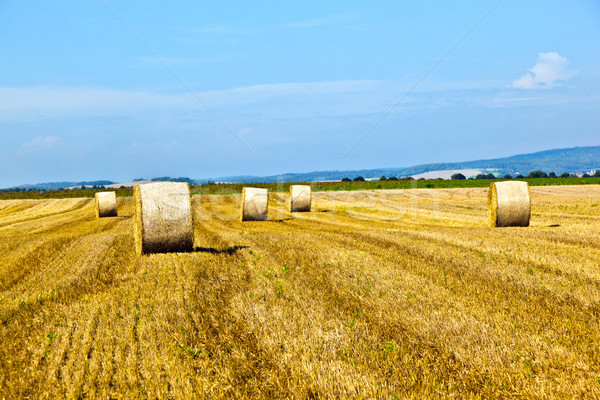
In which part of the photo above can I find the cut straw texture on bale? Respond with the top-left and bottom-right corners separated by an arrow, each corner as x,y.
488,181 -> 531,227
94,191 -> 117,218
241,187 -> 268,221
290,185 -> 311,212
133,182 -> 194,255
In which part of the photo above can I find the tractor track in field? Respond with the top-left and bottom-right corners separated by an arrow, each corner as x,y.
198,197 -> 600,394
200,217 -> 486,395
1,187 -> 600,398
0,198 -> 91,229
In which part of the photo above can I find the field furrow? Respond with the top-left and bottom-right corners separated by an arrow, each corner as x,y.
1,186 -> 599,398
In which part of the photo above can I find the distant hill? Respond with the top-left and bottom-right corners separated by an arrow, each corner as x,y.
398,146 -> 600,177
8,176 -> 195,191
4,146 -> 599,189
11,180 -> 115,191
208,146 -> 600,183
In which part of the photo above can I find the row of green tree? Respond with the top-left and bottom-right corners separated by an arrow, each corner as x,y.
340,170 -> 600,182
451,170 -> 600,180
341,176 -> 414,182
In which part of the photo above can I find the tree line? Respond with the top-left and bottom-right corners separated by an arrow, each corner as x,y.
340,170 -> 600,182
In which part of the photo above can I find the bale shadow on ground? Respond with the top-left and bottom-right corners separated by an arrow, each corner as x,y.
194,245 -> 248,255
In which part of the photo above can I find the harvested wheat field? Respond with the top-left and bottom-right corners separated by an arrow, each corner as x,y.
1,185 -> 600,399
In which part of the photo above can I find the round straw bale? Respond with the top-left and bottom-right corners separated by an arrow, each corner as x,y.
133,182 -> 194,255
241,187 -> 268,221
290,185 -> 311,212
488,181 -> 530,227
95,191 -> 117,218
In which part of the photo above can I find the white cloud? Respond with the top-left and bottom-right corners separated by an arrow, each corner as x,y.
188,25 -> 254,35
512,52 -> 577,89
17,136 -> 60,155
134,55 -> 228,67
0,80 -> 388,122
4,78 -> 556,125
238,127 -> 253,137
281,13 -> 356,28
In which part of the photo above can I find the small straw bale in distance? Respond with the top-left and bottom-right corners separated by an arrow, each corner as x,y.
290,184 -> 311,212
94,191 -> 117,218
133,181 -> 194,255
241,187 -> 268,221
488,181 -> 531,227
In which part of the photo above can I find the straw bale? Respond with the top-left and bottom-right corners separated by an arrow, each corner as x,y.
133,182 -> 194,254
95,191 -> 117,218
290,185 -> 311,212
241,187 -> 268,221
488,181 -> 530,227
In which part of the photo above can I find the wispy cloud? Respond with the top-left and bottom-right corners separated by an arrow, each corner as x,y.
493,96 -> 542,104
17,136 -> 60,155
0,87 -> 175,118
0,80 -> 387,122
188,24 -> 254,35
512,52 -> 577,89
133,55 -> 229,67
491,88 -> 600,108
6,78 -> 591,125
206,80 -> 383,100
281,13 -> 356,28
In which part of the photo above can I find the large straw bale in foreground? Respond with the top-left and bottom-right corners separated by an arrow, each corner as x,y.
95,191 -> 117,218
134,182 -> 194,255
290,185 -> 311,212
488,181 -> 530,227
241,187 -> 268,221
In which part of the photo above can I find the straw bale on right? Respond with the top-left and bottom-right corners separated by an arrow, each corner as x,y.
488,181 -> 531,227
290,185 -> 311,212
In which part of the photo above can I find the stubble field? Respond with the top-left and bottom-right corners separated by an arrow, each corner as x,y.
1,185 -> 599,399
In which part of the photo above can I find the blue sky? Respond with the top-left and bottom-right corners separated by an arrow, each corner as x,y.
1,1 -> 599,187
